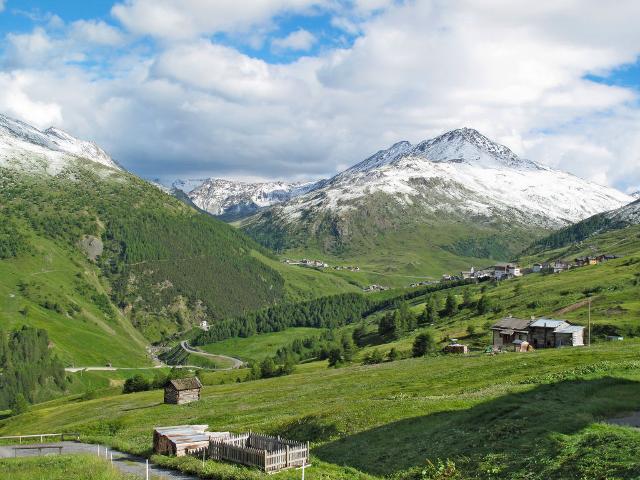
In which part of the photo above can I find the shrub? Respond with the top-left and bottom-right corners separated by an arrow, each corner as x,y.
123,374 -> 150,393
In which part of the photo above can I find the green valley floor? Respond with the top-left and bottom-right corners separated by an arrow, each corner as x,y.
3,340 -> 640,479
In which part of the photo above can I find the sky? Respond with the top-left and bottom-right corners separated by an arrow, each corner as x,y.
0,1 -> 639,193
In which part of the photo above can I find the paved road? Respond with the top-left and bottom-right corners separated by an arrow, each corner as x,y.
180,341 -> 245,369
0,441 -> 197,479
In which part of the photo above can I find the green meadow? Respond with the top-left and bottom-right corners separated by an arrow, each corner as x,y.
3,341 -> 640,479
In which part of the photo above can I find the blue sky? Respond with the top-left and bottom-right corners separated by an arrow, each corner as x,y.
0,0 -> 639,192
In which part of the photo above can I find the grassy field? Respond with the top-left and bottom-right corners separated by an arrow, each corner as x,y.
3,341 -> 640,479
0,454 -> 135,479
0,235 -> 150,367
199,327 -> 325,362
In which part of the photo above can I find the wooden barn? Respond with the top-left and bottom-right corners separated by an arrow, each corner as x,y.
164,377 -> 202,405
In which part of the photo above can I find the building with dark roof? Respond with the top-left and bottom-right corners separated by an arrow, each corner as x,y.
164,377 -> 202,405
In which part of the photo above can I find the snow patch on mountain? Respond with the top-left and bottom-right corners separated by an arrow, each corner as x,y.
631,191 -> 640,200
187,178 -> 324,218
605,198 -> 640,225
0,113 -> 121,174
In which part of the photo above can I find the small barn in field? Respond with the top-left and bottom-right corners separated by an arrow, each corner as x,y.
164,377 -> 202,405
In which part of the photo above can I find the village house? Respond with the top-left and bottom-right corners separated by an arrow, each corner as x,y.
461,266 -> 475,279
491,317 -> 531,349
528,318 -> 584,348
493,263 -> 522,280
575,256 -> 598,267
491,317 -> 585,350
532,263 -> 543,273
164,377 -> 202,405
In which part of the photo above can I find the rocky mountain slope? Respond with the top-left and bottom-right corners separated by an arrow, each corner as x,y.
239,128 -> 631,272
526,197 -> 640,255
185,178 -> 323,220
0,114 -> 121,172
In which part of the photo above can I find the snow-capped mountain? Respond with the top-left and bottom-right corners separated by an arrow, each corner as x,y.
187,178 -> 324,220
604,197 -> 640,225
0,113 -> 121,173
270,128 -> 630,226
240,128 -> 632,257
631,191 -> 640,200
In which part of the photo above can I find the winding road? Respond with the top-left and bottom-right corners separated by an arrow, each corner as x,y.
64,343 -> 244,372
180,341 -> 245,369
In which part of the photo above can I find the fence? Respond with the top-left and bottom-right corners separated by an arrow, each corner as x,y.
0,433 -> 80,444
189,432 -> 309,473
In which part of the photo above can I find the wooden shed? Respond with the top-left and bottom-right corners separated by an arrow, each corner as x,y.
153,425 -> 229,457
164,377 -> 202,405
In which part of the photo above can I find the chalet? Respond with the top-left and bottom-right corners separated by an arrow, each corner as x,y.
164,377 -> 202,405
493,263 -> 522,280
575,256 -> 598,267
528,318 -> 584,348
552,261 -> 570,273
532,263 -> 543,273
491,317 -> 531,349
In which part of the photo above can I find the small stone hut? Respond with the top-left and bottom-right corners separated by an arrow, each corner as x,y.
164,377 -> 202,405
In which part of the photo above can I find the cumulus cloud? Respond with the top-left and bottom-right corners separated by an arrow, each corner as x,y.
0,0 -> 639,190
272,29 -> 316,52
111,0 -> 322,39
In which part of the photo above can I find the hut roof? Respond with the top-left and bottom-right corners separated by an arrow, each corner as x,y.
529,318 -> 566,329
167,377 -> 202,391
491,317 -> 531,332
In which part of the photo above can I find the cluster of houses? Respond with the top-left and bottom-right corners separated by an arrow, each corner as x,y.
441,253 -> 620,284
363,284 -> 389,292
491,316 -> 585,350
532,254 -> 619,274
282,258 -> 329,268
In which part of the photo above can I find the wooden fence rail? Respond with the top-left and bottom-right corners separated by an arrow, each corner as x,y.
0,433 -> 80,444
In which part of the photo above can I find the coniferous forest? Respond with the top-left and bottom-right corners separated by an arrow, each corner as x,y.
0,326 -> 65,411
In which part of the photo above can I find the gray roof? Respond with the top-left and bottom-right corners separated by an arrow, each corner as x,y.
529,319 -> 567,329
555,325 -> 584,334
167,377 -> 202,391
491,317 -> 531,331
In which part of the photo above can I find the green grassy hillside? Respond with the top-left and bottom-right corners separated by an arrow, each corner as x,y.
0,159 -> 359,370
3,342 -> 640,479
242,191 -> 547,286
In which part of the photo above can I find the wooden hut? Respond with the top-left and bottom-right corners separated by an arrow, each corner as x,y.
153,425 -> 229,457
164,377 -> 202,405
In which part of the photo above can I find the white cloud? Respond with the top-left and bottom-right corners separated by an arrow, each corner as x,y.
1,0 -> 639,190
272,28 -> 316,52
0,1 -> 5,13
111,0 -> 322,39
70,20 -> 126,46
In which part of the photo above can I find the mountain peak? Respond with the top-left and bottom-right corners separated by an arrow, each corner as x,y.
631,191 -> 640,200
412,127 -> 534,169
0,112 -> 121,172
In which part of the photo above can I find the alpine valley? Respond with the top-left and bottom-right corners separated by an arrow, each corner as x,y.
0,113 -> 359,365
180,128 -> 632,282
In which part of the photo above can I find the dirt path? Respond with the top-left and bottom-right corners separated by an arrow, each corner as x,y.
180,341 -> 245,369
0,441 -> 197,479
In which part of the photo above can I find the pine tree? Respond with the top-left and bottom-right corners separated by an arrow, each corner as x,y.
444,292 -> 459,316
412,331 -> 435,357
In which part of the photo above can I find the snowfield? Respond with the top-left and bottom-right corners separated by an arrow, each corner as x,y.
0,113 -> 121,174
